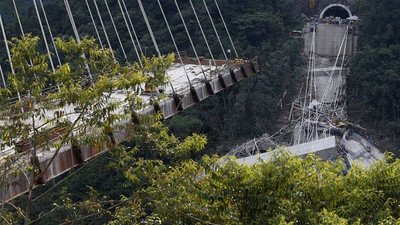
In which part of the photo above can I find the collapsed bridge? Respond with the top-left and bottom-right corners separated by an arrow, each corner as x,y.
229,3 -> 384,169
0,0 -> 259,202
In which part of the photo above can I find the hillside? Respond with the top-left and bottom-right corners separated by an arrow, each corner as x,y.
347,0 -> 400,155
2,0 -> 400,224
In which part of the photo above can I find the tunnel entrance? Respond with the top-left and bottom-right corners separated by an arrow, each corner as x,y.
320,4 -> 352,19
323,6 -> 350,19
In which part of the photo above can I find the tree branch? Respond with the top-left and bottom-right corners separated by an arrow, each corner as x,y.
38,113 -> 82,179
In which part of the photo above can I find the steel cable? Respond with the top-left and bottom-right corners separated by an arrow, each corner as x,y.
104,0 -> 128,61
84,0 -> 104,49
214,0 -> 238,58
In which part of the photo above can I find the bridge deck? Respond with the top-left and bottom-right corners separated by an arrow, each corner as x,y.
0,59 -> 259,202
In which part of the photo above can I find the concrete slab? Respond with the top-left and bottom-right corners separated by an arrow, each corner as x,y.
340,134 -> 385,168
237,136 -> 338,166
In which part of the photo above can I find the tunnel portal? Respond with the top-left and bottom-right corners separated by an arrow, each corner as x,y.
320,4 -> 352,19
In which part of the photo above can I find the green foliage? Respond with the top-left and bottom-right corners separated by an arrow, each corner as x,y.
0,34 -> 175,224
2,1 -> 400,224
348,0 -> 400,151
103,151 -> 400,225
141,53 -> 175,89
27,146 -> 400,224
30,119 -> 208,225
168,114 -> 202,138
0,1 -> 304,224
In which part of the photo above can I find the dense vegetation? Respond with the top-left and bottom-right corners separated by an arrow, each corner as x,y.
18,145 -> 400,224
348,0 -> 400,153
3,0 -> 400,224
99,152 -> 400,224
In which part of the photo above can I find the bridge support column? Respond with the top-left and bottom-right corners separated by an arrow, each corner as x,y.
72,142 -> 84,164
190,86 -> 200,103
230,69 -> 238,83
240,64 -> 248,77
173,94 -> 183,111
153,102 -> 164,120
250,61 -> 258,73
205,81 -> 214,95
218,74 -> 227,89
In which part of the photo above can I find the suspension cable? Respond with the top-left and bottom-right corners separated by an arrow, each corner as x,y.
311,26 -> 348,141
173,0 -> 201,65
93,0 -> 115,60
333,26 -> 349,111
0,16 -> 15,75
33,0 -> 55,73
309,27 -> 317,141
157,0 -> 191,86
188,0 -> 216,66
39,0 -> 62,66
321,26 -> 348,105
214,0 -> 238,58
173,0 -> 209,81
104,0 -> 127,61
12,0 -> 39,80
202,0 -> 227,60
34,0 -> 61,91
137,0 -> 160,56
299,25 -> 315,144
64,0 -> 79,41
0,15 -> 20,100
116,0 -> 141,63
12,0 -> 24,35
84,0 -> 104,49
121,0 -> 143,56
312,28 -> 318,140
134,0 -> 177,95
0,64 -> 6,88
63,0 -> 93,82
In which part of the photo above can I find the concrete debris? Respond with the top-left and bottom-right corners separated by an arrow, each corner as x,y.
228,18 -> 384,170
236,136 -> 337,166
227,137 -> 276,158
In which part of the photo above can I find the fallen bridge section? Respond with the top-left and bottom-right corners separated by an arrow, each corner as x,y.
234,134 -> 384,169
236,136 -> 338,166
340,134 -> 384,168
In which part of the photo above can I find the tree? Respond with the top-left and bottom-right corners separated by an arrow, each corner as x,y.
347,0 -> 400,152
103,150 -> 400,225
29,144 -> 398,225
0,34 -> 176,224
